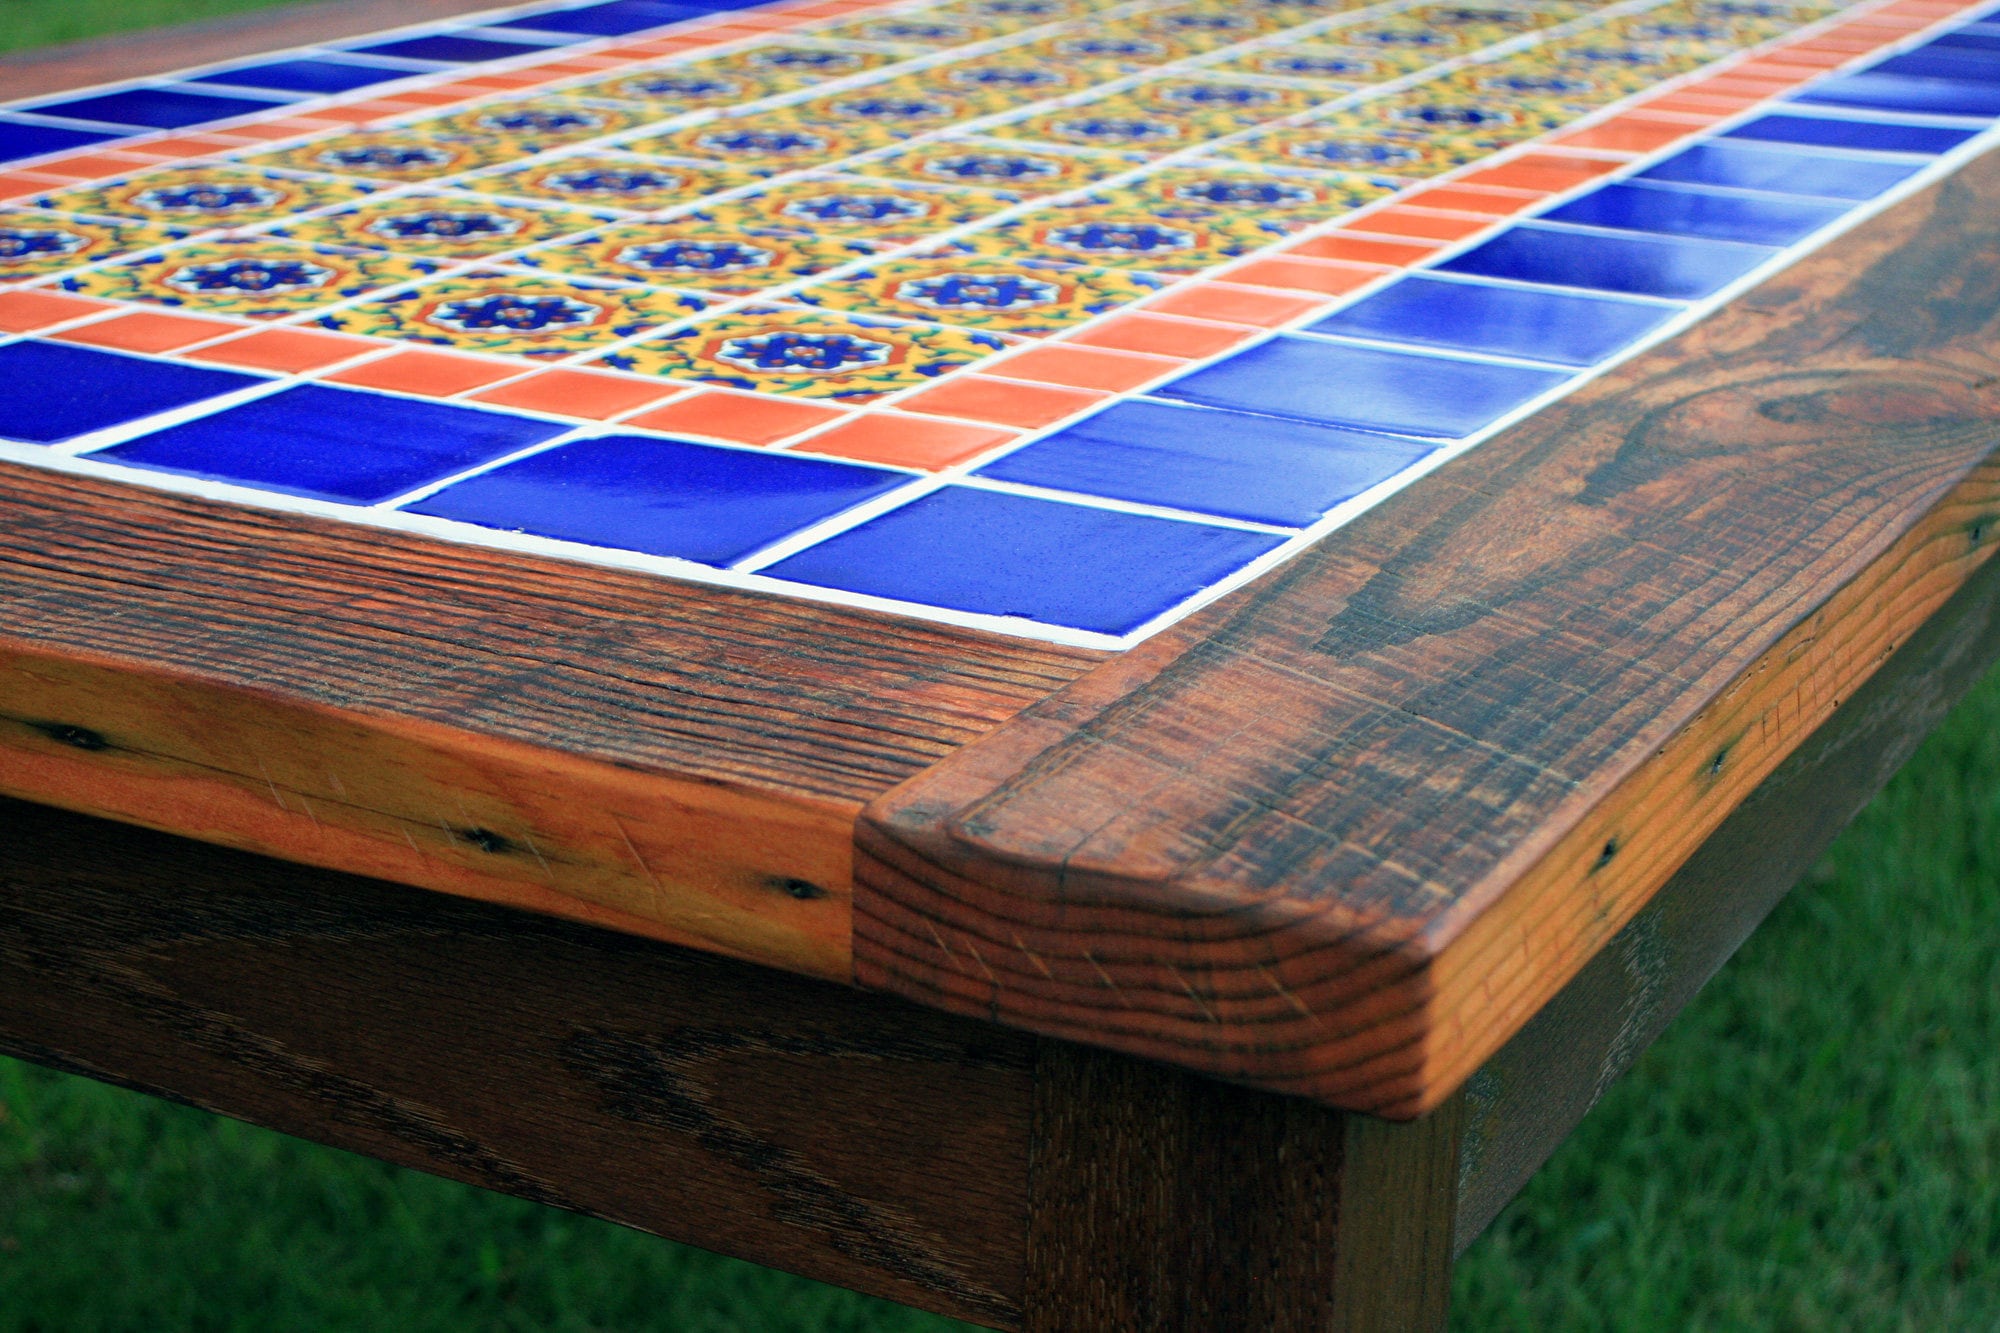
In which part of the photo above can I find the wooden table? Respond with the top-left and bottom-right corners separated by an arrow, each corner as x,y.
4,0 -> 1999,1325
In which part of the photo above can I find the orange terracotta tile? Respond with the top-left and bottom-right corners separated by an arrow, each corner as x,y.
117,134 -> 245,158
1286,233 -> 1439,266
303,103 -> 415,126
1552,117 -> 1706,153
24,152 -> 160,181
1756,45 -> 1853,67
1344,207 -> 1495,243
381,89 -> 469,107
219,116 -> 347,140
455,73 -> 548,90
325,349 -> 521,396
898,377 -> 1107,430
1069,313 -> 1254,359
1458,152 -> 1623,194
1396,182 -> 1545,217
1686,74 -> 1801,98
1727,60 -> 1819,84
1780,34 -> 1884,54
624,390 -> 845,445
1140,281 -> 1325,328
1222,257 -> 1383,297
472,368 -> 684,419
54,311 -> 246,354
518,59 -> 619,76
988,344 -> 1182,392
1637,90 -> 1764,115
0,289 -> 116,333
186,327 -> 386,373
0,171 -> 65,200
796,413 -> 1016,470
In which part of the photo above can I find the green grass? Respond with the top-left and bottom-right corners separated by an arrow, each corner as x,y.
3,2 -> 1998,1327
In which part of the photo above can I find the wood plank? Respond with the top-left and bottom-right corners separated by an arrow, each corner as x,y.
0,469 -> 1101,975
0,795 -> 1037,1329
855,144 -> 2000,1117
1454,508 -> 2000,1251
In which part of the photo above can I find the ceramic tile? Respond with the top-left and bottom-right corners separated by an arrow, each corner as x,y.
974,397 -> 1433,526
0,119 -> 123,165
0,338 -> 263,443
906,57 -> 1106,111
28,165 -> 377,230
1154,334 -> 1571,437
961,207 -> 1279,273
719,41 -> 906,91
696,175 -> 1023,242
1099,76 -> 1328,132
811,13 -> 989,46
347,33 -> 553,63
405,96 -> 658,150
1007,33 -> 1188,71
316,269 -> 708,357
1216,122 -> 1502,177
624,116 -> 881,171
1304,273 -> 1678,365
1093,165 -> 1398,236
522,219 -> 877,293
1720,112 -> 1980,154
58,237 -> 442,317
496,0 -> 715,37
593,305 -> 1016,399
552,63 -> 773,113
986,106 -> 1224,153
1437,223 -> 1778,300
792,246 -> 1169,335
408,431 -> 910,563
1538,179 -> 1848,246
763,485 -> 1287,634
25,88 -> 283,132
865,140 -> 1145,196
280,192 -> 616,259
1203,45 -> 1409,86
1791,70 -> 2000,117
243,130 -> 519,182
1117,8 -> 1294,54
465,152 -> 756,212
0,211 -> 181,282
1634,141 -> 1928,199
99,382 -> 569,503
191,58 -> 418,96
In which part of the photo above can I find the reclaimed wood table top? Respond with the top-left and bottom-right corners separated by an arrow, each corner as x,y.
2,0 -> 1997,1122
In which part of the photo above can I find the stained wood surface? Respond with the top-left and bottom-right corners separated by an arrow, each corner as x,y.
857,143 -> 2000,1117
0,795 -> 1038,1328
0,470 -> 1100,975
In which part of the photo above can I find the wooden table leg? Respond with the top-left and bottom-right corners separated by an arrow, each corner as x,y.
1027,1039 -> 1464,1332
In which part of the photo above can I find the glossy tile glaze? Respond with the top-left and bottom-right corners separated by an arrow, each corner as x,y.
0,0 -> 1995,644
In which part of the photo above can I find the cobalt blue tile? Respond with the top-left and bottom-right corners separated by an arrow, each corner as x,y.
347,34 -> 549,63
1154,336 -> 1570,439
496,1 -> 711,36
1869,49 -> 2000,84
100,385 -> 567,505
1304,275 -> 1676,368
765,487 -> 1286,636
0,341 -> 263,445
1931,29 -> 2000,52
973,400 -> 1434,528
1538,180 -> 1847,247
1436,224 -> 1775,302
189,58 -> 412,95
22,87 -> 282,130
1634,141 -> 1925,200
1792,71 -> 2000,119
1722,112 -> 1977,155
0,116 -> 122,163
407,433 -> 909,566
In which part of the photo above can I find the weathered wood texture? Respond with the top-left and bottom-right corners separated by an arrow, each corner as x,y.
1453,508 -> 2000,1252
857,143 -> 2000,1117
0,470 -> 1101,977
0,795 -> 1037,1328
1027,1040 -> 1463,1333
0,0 -> 518,99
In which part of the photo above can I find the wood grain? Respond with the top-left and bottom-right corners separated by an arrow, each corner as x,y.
0,795 -> 1036,1328
0,469 -> 1100,974
856,143 -> 2000,1117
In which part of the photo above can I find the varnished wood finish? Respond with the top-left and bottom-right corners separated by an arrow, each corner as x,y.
1454,514 -> 2000,1252
0,470 -> 1101,975
857,144 -> 2000,1117
1026,1040 -> 1463,1333
0,796 -> 1037,1328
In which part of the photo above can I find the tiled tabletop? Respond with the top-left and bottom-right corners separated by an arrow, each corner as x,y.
2,0 -> 1995,646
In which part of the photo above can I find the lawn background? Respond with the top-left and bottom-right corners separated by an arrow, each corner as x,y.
1,2 -> 1997,1327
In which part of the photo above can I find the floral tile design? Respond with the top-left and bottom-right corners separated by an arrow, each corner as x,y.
27,165 -> 377,231
1084,164 -> 1402,232
1214,121 -> 1515,176
56,237 -> 439,317
464,152 -> 758,214
866,138 -> 1146,196
1100,76 -> 1327,132
279,192 -> 615,260
317,269 -> 709,358
244,130 -> 517,182
402,97 -> 657,151
623,116 -> 880,172
0,211 -> 183,282
593,305 -> 1016,400
521,220 -> 877,295
790,245 -> 1169,335
698,174 -> 1024,243
957,206 -> 1276,273
985,106 -> 1220,153
1203,45 -> 1410,86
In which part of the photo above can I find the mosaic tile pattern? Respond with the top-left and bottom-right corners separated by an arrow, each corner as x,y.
1,0 -> 1995,646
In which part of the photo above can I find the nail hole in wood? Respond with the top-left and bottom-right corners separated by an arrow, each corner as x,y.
455,827 -> 515,855
1592,838 -> 1620,873
771,876 -> 828,901
32,722 -> 108,752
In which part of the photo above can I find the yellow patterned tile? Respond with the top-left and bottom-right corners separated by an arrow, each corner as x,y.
1203,44 -> 1404,86
1082,164 -> 1396,233
624,115 -> 880,172
522,221 -> 877,295
0,212 -> 180,282
26,165 -> 377,231
781,85 -> 988,142
54,237 -> 440,318
464,153 -> 756,214
242,130 -> 516,182
593,306 -> 1016,401
401,96 -> 657,151
791,246 -> 1169,336
1116,7 -> 1294,54
698,175 -> 1022,245
1104,75 -> 1328,131
721,41 -> 906,92
315,270 -> 709,359
1214,121 -> 1508,177
1007,32 -> 1188,71
1431,60 -> 1641,120
1324,90 -> 1572,141
987,105 -> 1221,153
809,13 -> 989,46
281,193 -> 615,260
956,206 -> 1274,274
867,138 -> 1146,197
924,0 -> 1105,31
887,56 -> 1102,113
